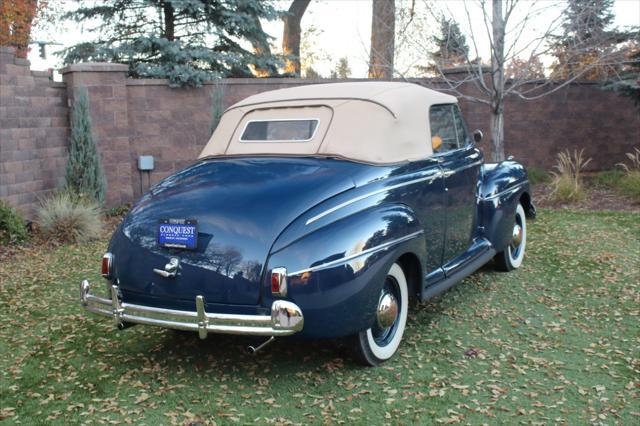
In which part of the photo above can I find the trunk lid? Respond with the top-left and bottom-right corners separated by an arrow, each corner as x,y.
113,157 -> 358,305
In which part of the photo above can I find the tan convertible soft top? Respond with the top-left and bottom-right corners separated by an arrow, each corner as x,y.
199,82 -> 457,164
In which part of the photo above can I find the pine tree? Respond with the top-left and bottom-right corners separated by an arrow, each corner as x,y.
63,0 -> 283,87
209,79 -> 225,135
551,0 -> 620,79
331,57 -> 351,79
304,66 -> 322,79
430,17 -> 469,70
603,41 -> 640,106
64,88 -> 106,206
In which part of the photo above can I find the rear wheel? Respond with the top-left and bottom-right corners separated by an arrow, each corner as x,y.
495,203 -> 527,271
350,263 -> 408,366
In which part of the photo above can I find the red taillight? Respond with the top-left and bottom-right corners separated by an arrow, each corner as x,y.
102,253 -> 113,279
271,267 -> 287,297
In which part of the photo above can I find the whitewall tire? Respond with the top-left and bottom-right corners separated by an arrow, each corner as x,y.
351,263 -> 409,366
495,203 -> 527,271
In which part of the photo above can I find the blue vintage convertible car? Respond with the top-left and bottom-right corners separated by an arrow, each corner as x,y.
80,82 -> 535,365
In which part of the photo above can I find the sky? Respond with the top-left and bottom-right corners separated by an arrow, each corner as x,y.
29,0 -> 640,78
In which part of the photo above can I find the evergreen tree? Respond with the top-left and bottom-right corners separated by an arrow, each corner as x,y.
304,66 -> 322,79
209,79 -> 225,135
603,40 -> 640,106
331,57 -> 351,79
551,0 -> 626,79
62,0 -> 283,87
430,16 -> 469,70
65,88 -> 106,206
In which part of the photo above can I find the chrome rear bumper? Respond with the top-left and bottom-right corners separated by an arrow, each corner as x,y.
80,280 -> 304,338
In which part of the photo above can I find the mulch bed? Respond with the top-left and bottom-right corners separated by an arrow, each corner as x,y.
0,213 -> 125,261
533,184 -> 640,212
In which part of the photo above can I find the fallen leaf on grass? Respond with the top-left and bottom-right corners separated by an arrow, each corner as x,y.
464,348 -> 482,358
135,393 -> 150,404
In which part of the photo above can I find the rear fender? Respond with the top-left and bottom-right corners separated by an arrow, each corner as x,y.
266,203 -> 426,338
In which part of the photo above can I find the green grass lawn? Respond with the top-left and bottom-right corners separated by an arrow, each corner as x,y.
1,209 -> 639,425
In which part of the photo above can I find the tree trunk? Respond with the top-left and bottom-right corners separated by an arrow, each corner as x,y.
490,0 -> 506,162
490,107 -> 505,162
368,0 -> 395,79
283,0 -> 310,76
163,1 -> 175,41
250,16 -> 277,77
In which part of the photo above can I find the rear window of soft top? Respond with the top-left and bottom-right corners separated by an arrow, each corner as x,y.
240,119 -> 319,142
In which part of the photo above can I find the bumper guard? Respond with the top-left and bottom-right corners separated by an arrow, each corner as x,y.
80,280 -> 304,338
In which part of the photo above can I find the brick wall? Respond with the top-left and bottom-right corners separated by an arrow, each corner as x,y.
125,79 -> 312,198
449,81 -> 640,171
1,50 -> 639,216
0,47 -> 69,216
123,77 -> 640,200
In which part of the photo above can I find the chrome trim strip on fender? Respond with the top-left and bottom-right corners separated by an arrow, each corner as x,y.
441,160 -> 483,178
480,182 -> 526,201
80,281 -> 304,338
305,171 -> 443,225
288,230 -> 425,276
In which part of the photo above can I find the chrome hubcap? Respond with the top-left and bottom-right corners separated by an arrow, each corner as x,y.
512,224 -> 523,248
376,291 -> 398,329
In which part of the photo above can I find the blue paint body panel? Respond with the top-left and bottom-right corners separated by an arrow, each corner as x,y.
105,151 -> 532,338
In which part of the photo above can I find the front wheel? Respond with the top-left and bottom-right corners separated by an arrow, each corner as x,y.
495,203 -> 527,271
350,263 -> 408,366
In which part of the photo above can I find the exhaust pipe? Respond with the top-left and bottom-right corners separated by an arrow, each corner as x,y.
117,321 -> 137,330
247,336 -> 275,355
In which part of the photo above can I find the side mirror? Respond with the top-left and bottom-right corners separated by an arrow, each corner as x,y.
473,129 -> 483,143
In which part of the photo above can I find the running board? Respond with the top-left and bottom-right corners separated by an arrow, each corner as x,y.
421,248 -> 496,302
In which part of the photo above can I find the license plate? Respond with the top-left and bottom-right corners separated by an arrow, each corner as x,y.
158,219 -> 198,250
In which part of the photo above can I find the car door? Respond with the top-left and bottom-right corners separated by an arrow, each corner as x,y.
429,104 -> 482,275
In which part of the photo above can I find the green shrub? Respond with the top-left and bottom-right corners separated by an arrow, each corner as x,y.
550,149 -> 592,203
527,167 -> 550,185
37,193 -> 102,243
618,170 -> 640,202
592,169 -> 625,188
0,200 -> 29,245
104,203 -> 131,218
64,88 -> 106,206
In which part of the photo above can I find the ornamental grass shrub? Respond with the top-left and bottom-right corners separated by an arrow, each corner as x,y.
0,200 -> 28,246
618,171 -> 640,202
617,147 -> 640,202
37,193 -> 102,243
550,149 -> 592,203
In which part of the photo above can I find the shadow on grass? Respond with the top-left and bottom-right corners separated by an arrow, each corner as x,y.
96,263 -> 506,374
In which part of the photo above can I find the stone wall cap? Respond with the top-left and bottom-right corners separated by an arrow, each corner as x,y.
0,46 -> 17,54
60,62 -> 129,74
